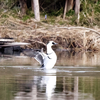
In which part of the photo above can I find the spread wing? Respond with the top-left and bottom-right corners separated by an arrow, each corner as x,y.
23,49 -> 46,65
34,52 -> 44,65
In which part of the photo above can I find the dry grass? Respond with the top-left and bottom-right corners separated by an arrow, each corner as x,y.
0,16 -> 100,51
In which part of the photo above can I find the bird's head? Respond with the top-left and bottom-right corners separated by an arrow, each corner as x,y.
47,41 -> 57,47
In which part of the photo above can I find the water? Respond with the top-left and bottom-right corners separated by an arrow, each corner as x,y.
0,50 -> 100,100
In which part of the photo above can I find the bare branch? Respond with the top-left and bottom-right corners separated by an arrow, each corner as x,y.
29,40 -> 46,46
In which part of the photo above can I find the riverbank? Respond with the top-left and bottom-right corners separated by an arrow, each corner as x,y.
0,16 -> 100,51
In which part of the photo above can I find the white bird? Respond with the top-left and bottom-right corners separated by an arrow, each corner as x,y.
23,41 -> 57,69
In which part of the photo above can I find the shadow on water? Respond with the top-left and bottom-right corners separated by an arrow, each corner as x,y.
0,48 -> 100,100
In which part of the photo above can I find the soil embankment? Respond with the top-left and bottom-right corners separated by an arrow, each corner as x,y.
0,16 -> 100,51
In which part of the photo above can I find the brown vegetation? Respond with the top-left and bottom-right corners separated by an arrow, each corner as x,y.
0,16 -> 100,51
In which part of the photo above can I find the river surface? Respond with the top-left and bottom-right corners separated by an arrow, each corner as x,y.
0,50 -> 100,100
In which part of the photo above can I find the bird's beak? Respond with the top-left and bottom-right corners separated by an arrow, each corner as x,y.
54,42 -> 57,45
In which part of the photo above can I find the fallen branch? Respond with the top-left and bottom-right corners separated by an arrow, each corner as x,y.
59,26 -> 100,36
0,39 -> 14,42
0,42 -> 30,47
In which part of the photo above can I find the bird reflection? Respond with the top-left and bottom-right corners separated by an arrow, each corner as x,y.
14,70 -> 56,100
37,76 -> 56,99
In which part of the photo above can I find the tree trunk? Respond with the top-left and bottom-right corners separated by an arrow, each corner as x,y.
33,0 -> 40,21
31,0 -> 34,11
75,0 -> 80,23
19,0 -> 27,16
63,0 -> 68,19
75,0 -> 80,15
63,0 -> 74,19
67,0 -> 74,11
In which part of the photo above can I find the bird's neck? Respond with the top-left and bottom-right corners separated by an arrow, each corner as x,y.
47,45 -> 54,54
